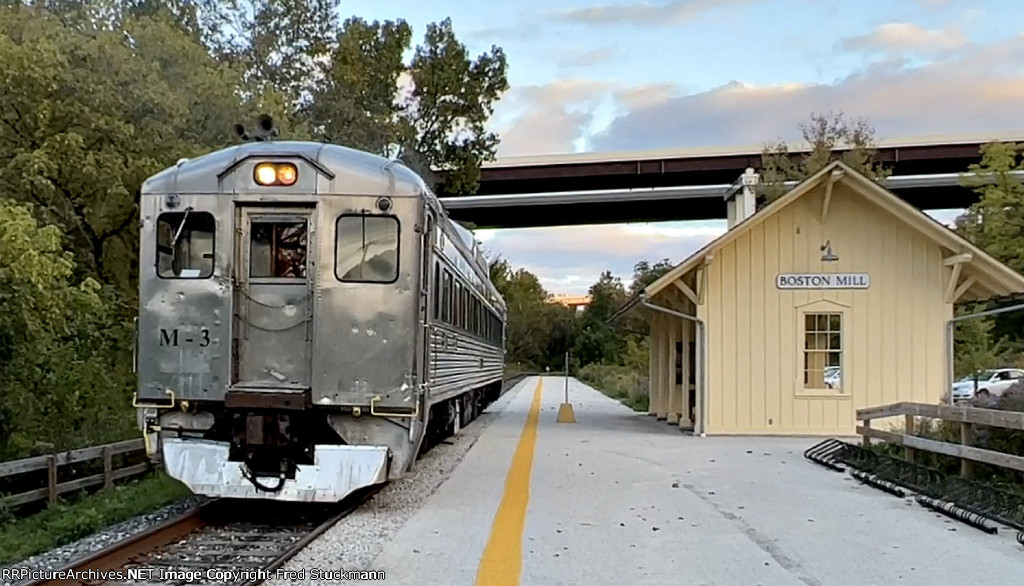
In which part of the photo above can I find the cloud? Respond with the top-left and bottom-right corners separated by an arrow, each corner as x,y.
478,221 -> 725,294
463,24 -> 544,43
836,23 -> 966,57
587,34 -> 1024,152
557,47 -> 616,69
491,79 -> 616,155
553,0 -> 757,27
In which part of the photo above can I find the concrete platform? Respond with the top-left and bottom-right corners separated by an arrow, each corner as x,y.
366,376 -> 1024,585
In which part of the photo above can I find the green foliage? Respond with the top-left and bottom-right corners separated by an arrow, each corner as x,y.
905,389 -> 1024,492
310,16 -> 509,194
486,254 -> 672,377
956,141 -> 1024,275
759,111 -> 891,203
577,363 -> 648,412
0,201 -> 136,459
0,471 -> 189,565
954,141 -> 1024,346
0,2 -> 509,461
488,255 -> 577,371
953,308 -> 1017,382
573,271 -> 628,366
0,1 -> 252,301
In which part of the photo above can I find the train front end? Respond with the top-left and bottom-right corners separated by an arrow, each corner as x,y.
135,136 -> 428,502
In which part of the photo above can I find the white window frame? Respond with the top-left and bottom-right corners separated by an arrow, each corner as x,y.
794,299 -> 850,399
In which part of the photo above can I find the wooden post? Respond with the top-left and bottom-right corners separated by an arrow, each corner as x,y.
960,422 -> 975,478
103,446 -> 113,490
862,419 -> 871,447
47,455 -> 57,504
904,414 -> 915,463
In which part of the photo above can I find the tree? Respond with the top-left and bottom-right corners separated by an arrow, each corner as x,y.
308,17 -> 412,153
629,258 -> 675,296
953,309 -> 1014,388
0,3 -> 253,301
0,201 -> 135,458
311,17 -> 508,195
214,0 -> 339,109
573,271 -> 628,366
954,140 -> 1024,348
759,111 -> 891,203
955,141 -> 1024,275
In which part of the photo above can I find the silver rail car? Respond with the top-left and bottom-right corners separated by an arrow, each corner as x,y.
134,135 -> 507,502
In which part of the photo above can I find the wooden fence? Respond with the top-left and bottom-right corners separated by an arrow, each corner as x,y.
857,401 -> 1024,478
0,439 -> 153,508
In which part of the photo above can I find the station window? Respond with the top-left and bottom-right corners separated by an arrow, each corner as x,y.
336,214 -> 399,283
156,211 -> 215,278
250,221 -> 307,278
803,313 -> 842,389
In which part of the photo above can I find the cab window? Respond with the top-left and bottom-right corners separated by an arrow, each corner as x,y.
336,214 -> 399,283
250,221 -> 308,278
156,211 -> 214,278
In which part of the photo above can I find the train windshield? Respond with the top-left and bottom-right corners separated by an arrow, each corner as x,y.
335,214 -> 399,283
250,221 -> 308,278
156,211 -> 214,278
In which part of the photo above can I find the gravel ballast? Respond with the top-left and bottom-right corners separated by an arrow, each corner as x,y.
0,495 -> 206,586
264,378 -> 526,586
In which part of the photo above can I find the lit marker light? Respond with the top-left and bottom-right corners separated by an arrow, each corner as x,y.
253,162 -> 298,186
276,164 -> 297,186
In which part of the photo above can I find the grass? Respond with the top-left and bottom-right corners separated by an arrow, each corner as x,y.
577,363 -> 649,412
0,470 -> 190,565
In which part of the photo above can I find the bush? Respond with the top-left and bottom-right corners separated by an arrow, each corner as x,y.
577,363 -> 648,411
0,202 -> 136,460
907,386 -> 1024,491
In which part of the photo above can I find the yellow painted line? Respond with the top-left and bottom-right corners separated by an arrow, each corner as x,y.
474,377 -> 544,586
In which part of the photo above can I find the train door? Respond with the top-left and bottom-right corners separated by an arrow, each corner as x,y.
420,212 -> 435,388
233,206 -> 315,390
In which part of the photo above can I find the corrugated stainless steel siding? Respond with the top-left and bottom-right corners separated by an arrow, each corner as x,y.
428,324 -> 504,403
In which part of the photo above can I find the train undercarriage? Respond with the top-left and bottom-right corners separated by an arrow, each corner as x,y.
146,381 -> 504,502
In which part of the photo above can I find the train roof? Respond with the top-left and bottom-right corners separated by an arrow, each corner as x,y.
141,141 -> 429,198
142,140 -> 508,313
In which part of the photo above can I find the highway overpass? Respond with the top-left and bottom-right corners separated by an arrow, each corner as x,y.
435,131 -> 1024,229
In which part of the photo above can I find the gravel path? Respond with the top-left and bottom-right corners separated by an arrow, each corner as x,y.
263,378 -> 527,586
0,495 -> 206,586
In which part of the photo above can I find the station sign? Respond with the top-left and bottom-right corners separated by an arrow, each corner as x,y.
776,273 -> 870,289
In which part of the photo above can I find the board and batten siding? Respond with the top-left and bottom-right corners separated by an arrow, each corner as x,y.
700,181 -> 951,435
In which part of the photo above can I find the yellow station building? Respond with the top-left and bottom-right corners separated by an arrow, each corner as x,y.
613,161 -> 1024,436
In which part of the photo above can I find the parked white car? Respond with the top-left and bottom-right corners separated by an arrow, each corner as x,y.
824,366 -> 841,389
950,368 -> 1024,401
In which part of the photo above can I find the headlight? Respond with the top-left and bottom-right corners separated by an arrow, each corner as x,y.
254,162 -> 298,186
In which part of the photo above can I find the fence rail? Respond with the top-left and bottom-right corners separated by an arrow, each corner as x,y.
0,438 -> 151,508
857,401 -> 1024,478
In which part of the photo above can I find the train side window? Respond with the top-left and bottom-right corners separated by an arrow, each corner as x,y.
250,221 -> 307,278
336,214 -> 399,283
433,262 -> 441,319
455,282 -> 463,328
156,211 -> 215,279
442,269 -> 452,323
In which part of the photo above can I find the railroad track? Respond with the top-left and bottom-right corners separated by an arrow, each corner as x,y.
17,486 -> 382,586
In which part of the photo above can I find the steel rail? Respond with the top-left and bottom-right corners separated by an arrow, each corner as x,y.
16,500 -> 217,586
231,485 -> 383,586
16,484 -> 384,586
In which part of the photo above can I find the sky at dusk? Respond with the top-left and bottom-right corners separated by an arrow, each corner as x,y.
343,0 -> 1024,294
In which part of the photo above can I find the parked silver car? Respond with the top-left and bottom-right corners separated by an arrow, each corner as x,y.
950,368 -> 1024,401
